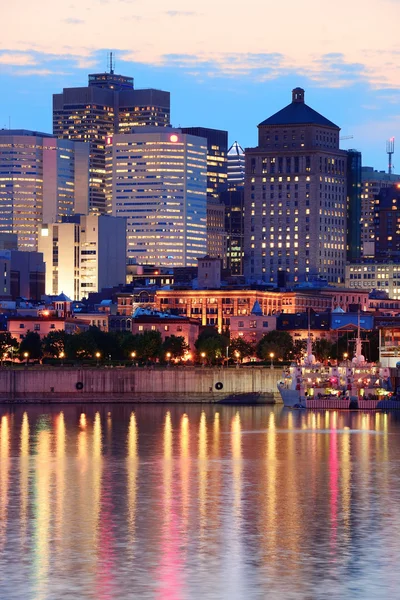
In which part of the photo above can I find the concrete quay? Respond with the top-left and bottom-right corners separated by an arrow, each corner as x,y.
0,366 -> 283,404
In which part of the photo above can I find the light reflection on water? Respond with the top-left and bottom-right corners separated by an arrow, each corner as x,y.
0,405 -> 400,599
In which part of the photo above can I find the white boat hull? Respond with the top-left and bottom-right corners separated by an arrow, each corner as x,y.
278,387 -> 301,407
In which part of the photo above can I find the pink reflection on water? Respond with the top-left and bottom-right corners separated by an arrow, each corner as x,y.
156,411 -> 184,600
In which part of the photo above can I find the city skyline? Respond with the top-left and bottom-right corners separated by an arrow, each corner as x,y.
1,0 -> 399,172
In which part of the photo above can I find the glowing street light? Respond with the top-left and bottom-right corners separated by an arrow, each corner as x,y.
59,351 -> 65,366
166,352 -> 171,366
23,351 -> 29,366
201,351 -> 206,366
95,351 -> 101,366
131,351 -> 136,366
343,352 -> 348,364
269,352 -> 275,369
235,350 -> 240,367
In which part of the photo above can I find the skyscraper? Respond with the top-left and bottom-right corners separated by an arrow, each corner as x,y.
106,128 -> 207,267
0,130 -> 89,251
53,64 -> 170,214
221,187 -> 244,275
38,214 -> 126,300
360,166 -> 400,258
346,150 -> 362,262
181,127 -> 227,261
222,141 -> 246,275
244,88 -> 347,285
227,141 -> 245,188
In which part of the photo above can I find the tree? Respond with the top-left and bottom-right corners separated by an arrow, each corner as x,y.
195,328 -> 229,363
19,332 -> 42,361
313,338 -> 333,362
162,335 -> 189,360
42,330 -> 69,358
65,330 -> 97,359
292,339 -> 307,361
256,330 -> 294,361
134,330 -> 163,362
229,337 -> 255,360
0,332 -> 18,361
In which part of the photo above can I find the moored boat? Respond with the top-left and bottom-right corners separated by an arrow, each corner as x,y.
278,317 -> 394,410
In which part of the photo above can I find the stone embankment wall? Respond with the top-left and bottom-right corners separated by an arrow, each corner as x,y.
0,367 -> 283,404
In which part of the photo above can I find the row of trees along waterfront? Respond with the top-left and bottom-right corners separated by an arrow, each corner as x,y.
0,327 -> 380,364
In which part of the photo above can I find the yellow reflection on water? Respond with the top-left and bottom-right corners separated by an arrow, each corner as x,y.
198,411 -> 208,539
231,412 -> 242,519
0,415 -> 10,551
180,413 -> 190,533
265,411 -> 277,560
20,412 -> 29,548
163,411 -> 173,516
55,412 -> 66,563
35,425 -> 51,600
213,412 -> 220,458
127,412 -> 139,555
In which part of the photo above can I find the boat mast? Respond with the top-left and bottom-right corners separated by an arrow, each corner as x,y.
354,309 -> 363,364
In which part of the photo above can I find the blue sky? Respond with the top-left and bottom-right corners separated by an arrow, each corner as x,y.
1,0 -> 400,171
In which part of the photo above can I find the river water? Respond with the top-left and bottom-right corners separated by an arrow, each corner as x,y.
0,404 -> 399,600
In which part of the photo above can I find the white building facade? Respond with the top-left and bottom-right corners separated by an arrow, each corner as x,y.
106,128 -> 207,267
0,130 -> 89,252
38,214 -> 126,300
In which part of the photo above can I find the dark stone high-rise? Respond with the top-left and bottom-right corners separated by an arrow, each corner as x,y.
53,66 -> 170,214
244,88 -> 347,285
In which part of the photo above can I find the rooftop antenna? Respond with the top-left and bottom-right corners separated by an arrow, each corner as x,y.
108,51 -> 114,75
386,137 -> 395,176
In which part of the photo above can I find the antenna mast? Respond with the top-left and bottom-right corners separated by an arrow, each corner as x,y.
387,137 -> 395,176
108,51 -> 114,74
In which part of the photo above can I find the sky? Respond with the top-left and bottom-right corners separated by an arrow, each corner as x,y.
1,0 -> 400,171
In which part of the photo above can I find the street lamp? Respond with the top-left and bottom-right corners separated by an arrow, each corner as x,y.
59,351 -> 65,366
235,350 -> 240,368
166,351 -> 171,366
23,351 -> 29,366
131,351 -> 136,366
269,352 -> 274,369
95,351 -> 101,366
201,351 -> 206,367
343,352 -> 348,364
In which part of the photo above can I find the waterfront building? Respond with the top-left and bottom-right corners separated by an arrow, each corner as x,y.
106,128 -> 207,267
130,307 -> 199,352
0,130 -> 89,251
230,301 -> 277,343
7,315 -> 90,341
361,167 -> 400,258
346,150 -> 362,262
244,87 -> 347,285
155,287 -> 369,332
38,214 -> 126,300
227,141 -> 245,188
53,66 -> 170,214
